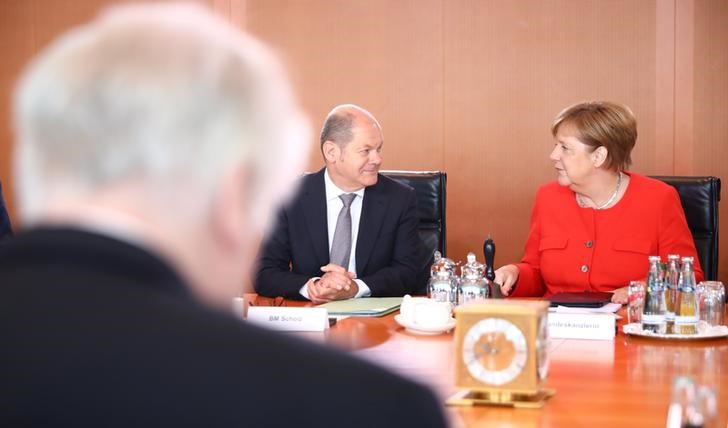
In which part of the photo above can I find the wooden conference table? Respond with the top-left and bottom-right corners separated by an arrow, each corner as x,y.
245,294 -> 728,428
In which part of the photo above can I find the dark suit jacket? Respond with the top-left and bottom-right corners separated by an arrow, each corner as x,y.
0,181 -> 12,242
0,228 -> 447,427
255,168 -> 427,299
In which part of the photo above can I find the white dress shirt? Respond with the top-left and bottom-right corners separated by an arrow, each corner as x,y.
299,169 -> 372,299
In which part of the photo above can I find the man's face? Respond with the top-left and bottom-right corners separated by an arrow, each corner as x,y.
327,120 -> 383,191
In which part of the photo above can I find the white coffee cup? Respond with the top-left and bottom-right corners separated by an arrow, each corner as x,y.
400,295 -> 452,327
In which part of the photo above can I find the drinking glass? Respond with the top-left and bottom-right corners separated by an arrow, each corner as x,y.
698,281 -> 725,326
627,280 -> 645,324
695,386 -> 719,428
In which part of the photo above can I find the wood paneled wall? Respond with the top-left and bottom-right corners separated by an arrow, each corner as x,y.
1,0 -> 726,279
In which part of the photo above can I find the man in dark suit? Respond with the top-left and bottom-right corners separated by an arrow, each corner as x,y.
0,4 -> 447,427
255,105 -> 428,302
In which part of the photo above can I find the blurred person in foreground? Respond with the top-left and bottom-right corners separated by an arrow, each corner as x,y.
0,4 -> 447,427
254,104 -> 428,302
495,101 -> 702,303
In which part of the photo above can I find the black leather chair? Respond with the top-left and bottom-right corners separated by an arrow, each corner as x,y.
381,170 -> 447,258
651,176 -> 721,280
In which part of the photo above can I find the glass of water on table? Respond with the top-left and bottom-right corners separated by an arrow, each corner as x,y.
699,281 -> 725,327
627,280 -> 645,324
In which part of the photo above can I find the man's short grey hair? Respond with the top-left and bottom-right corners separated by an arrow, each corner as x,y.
13,3 -> 309,227
319,104 -> 381,152
320,111 -> 355,148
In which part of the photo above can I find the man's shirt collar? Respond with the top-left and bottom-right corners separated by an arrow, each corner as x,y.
324,168 -> 365,201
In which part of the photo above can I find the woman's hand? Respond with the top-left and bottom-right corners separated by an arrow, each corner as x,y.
611,286 -> 628,304
494,264 -> 519,296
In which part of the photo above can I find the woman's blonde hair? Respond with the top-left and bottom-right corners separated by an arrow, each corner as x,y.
552,101 -> 637,171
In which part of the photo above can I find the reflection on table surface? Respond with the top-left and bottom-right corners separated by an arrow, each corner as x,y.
244,295 -> 728,428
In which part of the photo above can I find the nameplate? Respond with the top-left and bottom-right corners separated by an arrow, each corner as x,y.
246,307 -> 329,332
548,312 -> 615,340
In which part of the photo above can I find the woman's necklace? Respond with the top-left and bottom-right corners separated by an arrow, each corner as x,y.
576,171 -> 623,209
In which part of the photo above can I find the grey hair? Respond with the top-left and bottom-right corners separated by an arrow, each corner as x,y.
320,111 -> 355,148
13,3 -> 309,228
319,104 -> 381,152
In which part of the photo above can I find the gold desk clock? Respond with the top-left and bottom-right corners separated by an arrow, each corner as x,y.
447,299 -> 555,408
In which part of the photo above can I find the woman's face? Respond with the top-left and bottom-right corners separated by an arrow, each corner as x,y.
549,122 -> 597,189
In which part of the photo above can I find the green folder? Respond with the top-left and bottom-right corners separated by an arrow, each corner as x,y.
318,297 -> 403,317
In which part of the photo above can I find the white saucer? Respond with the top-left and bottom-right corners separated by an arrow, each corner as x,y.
394,314 -> 456,335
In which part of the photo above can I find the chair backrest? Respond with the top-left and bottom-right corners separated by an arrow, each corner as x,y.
651,176 -> 721,280
381,170 -> 447,258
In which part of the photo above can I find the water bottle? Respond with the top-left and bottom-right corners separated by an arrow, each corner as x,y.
675,256 -> 699,335
667,377 -> 719,428
642,256 -> 666,333
664,254 -> 680,334
666,376 -> 699,428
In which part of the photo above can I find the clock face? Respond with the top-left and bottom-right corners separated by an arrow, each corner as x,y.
462,317 -> 528,386
536,314 -> 549,381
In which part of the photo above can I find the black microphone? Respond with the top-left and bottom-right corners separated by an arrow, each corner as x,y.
484,236 -> 495,281
483,236 -> 502,298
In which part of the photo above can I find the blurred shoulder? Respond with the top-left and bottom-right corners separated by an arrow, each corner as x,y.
226,319 -> 440,406
135,304 -> 444,423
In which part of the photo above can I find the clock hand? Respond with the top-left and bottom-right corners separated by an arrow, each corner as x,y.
478,342 -> 500,355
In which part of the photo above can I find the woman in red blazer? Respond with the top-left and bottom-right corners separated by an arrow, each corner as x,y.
495,101 -> 702,303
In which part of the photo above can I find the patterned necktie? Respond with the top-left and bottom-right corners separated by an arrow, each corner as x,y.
329,193 -> 356,268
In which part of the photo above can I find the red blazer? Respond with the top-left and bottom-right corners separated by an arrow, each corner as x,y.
511,173 -> 703,297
